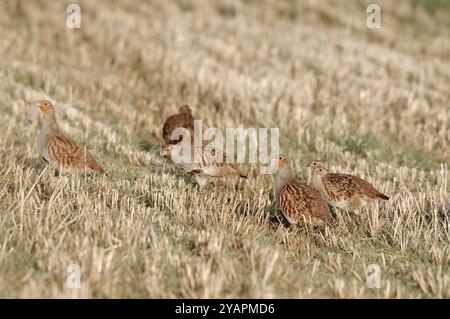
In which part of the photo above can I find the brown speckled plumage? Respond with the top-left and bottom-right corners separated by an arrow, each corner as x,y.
36,99 -> 104,174
44,133 -> 104,172
162,142 -> 246,189
162,105 -> 195,145
276,156 -> 331,227
309,160 -> 389,210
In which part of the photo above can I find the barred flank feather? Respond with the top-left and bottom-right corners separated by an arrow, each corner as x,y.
45,134 -> 104,172
277,182 -> 331,226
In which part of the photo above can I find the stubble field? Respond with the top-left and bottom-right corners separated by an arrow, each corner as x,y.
0,0 -> 449,298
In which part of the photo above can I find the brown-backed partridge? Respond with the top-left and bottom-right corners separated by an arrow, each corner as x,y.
162,105 -> 195,145
161,142 -> 246,189
309,160 -> 389,210
36,99 -> 104,174
276,156 -> 331,227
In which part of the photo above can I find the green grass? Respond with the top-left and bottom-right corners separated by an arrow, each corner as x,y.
412,0 -> 450,15
328,130 -> 444,171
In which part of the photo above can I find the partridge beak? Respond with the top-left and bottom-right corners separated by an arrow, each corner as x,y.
35,102 -> 40,107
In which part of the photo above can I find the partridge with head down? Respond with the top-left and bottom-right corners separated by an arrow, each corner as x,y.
276,156 -> 331,228
162,105 -> 195,145
162,142 -> 247,189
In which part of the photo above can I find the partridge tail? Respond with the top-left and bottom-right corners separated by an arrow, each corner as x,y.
377,193 -> 389,200
231,165 -> 247,179
87,160 -> 105,174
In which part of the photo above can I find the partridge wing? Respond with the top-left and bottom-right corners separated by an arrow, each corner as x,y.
352,175 -> 389,200
323,173 -> 364,201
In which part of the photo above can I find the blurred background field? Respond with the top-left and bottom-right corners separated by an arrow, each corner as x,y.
0,0 -> 449,298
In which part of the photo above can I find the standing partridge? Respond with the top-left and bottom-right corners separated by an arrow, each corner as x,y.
161,142 -> 247,189
36,99 -> 104,174
162,105 -> 195,145
309,160 -> 389,210
276,156 -> 331,227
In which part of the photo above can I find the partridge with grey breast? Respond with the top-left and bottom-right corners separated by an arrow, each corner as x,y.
36,99 -> 104,175
309,160 -> 389,210
161,142 -> 247,189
